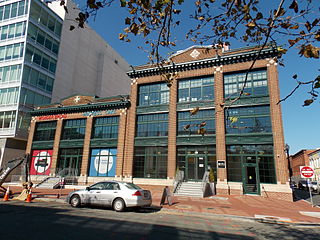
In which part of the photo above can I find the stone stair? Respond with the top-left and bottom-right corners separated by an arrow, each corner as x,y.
35,177 -> 61,189
174,181 -> 203,197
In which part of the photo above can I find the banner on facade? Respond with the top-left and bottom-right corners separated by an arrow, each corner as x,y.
30,150 -> 53,175
89,149 -> 117,177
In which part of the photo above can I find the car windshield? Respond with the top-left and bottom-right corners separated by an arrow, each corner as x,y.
123,182 -> 141,190
311,181 -> 318,184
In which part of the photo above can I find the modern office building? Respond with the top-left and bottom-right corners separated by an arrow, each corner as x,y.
26,44 -> 292,201
0,0 -> 130,175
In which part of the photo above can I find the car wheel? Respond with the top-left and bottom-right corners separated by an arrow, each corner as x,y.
70,195 -> 81,208
113,198 -> 125,212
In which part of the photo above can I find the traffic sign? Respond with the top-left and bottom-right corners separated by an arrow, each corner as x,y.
300,166 -> 314,178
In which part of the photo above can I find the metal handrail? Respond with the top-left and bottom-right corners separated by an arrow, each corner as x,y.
201,171 -> 210,196
173,170 -> 184,193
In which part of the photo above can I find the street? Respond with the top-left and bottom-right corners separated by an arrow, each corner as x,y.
294,188 -> 320,206
0,201 -> 320,240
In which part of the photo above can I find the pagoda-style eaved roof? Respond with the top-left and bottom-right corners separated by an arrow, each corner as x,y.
31,95 -> 130,116
128,43 -> 279,78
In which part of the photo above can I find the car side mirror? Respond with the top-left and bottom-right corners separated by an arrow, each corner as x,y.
86,187 -> 90,191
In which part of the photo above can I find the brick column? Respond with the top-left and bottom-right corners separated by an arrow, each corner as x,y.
267,59 -> 288,184
26,118 -> 36,155
80,116 -> 93,176
167,78 -> 177,179
50,119 -> 63,175
116,109 -> 128,177
123,79 -> 138,177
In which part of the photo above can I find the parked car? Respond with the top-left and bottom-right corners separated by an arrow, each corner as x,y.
298,180 -> 308,190
310,181 -> 320,193
66,181 -> 152,212
298,180 -> 320,193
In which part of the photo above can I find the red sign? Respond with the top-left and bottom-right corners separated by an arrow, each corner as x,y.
300,166 -> 314,178
30,150 -> 53,175
38,114 -> 67,121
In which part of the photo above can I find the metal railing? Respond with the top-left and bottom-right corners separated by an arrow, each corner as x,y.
201,171 -> 210,196
56,168 -> 79,185
173,170 -> 184,193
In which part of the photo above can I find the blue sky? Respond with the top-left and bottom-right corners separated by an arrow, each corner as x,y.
79,1 -> 319,155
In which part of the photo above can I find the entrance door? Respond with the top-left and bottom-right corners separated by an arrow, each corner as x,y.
186,155 -> 206,181
243,163 -> 260,195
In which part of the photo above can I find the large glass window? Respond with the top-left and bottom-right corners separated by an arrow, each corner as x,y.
0,0 -> 28,21
27,23 -> 60,55
22,66 -> 54,93
225,105 -> 272,134
133,146 -> 167,179
136,113 -> 168,137
0,64 -> 22,84
224,69 -> 268,98
0,110 -> 16,130
0,87 -> 19,106
178,76 -> 214,102
138,83 -> 169,106
25,45 -> 57,73
29,1 -> 62,37
61,119 -> 86,140
91,116 -> 119,139
33,121 -> 57,141
0,43 -> 24,62
56,148 -> 82,176
19,88 -> 51,107
177,109 -> 215,135
226,145 -> 276,183
89,148 -> 117,177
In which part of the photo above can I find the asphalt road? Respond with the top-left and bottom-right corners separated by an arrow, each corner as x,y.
1,201 -> 320,240
294,188 -> 320,206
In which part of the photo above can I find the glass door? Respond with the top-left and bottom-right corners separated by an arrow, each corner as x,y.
186,155 -> 206,181
242,156 -> 260,194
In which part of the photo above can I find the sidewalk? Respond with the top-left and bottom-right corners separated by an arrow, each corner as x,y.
3,185 -> 320,226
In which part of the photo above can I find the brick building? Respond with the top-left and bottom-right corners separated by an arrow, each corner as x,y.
290,149 -> 316,181
26,44 -> 292,201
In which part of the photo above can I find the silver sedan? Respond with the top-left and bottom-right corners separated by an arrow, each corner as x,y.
66,181 -> 152,212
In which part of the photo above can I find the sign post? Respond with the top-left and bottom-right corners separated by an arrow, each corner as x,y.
300,166 -> 314,206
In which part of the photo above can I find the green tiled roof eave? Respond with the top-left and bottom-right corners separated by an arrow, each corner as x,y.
31,101 -> 130,116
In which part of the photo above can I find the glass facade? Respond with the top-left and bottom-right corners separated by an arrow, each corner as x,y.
57,148 -> 82,176
136,113 -> 168,137
177,109 -> 215,135
0,0 -> 29,21
0,64 -> 22,84
133,146 -> 167,178
0,42 -> 24,62
19,87 -> 51,107
91,116 -> 119,139
61,119 -> 86,140
0,110 -> 16,130
138,82 -> 169,106
225,105 -> 272,134
25,44 -> 57,73
0,87 -> 19,106
178,76 -> 214,102
0,21 -> 26,41
33,121 -> 56,141
22,65 -> 54,93
224,69 -> 268,98
226,145 -> 276,183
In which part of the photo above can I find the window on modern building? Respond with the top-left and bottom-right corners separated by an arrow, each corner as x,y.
133,146 -> 168,178
224,69 -> 268,98
138,82 -> 170,106
0,110 -> 16,130
19,87 -> 51,107
226,145 -> 276,183
136,113 -> 168,137
61,119 -> 86,140
25,44 -> 57,73
0,64 -> 22,84
178,76 -> 214,102
0,43 -> 23,62
33,121 -> 57,141
91,116 -> 119,139
0,0 -> 28,21
21,65 -> 54,93
56,148 -> 82,176
177,109 -> 215,135
0,87 -> 19,106
225,105 -> 272,134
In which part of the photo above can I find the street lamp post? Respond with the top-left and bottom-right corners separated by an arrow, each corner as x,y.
285,144 -> 293,185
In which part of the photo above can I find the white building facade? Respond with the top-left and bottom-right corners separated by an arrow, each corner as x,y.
0,0 -> 130,173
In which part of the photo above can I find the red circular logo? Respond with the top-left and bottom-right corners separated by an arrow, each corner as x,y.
300,166 -> 314,178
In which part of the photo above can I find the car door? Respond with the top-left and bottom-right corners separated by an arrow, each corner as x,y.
97,182 -> 121,206
86,182 -> 105,205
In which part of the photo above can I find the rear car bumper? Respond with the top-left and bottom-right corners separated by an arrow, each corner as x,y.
126,198 -> 152,207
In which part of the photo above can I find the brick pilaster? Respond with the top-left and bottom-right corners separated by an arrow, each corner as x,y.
50,118 -> 63,175
167,79 -> 177,179
80,116 -> 93,176
116,109 -> 128,177
214,66 -> 227,181
267,59 -> 288,184
123,79 -> 138,177
26,118 -> 36,155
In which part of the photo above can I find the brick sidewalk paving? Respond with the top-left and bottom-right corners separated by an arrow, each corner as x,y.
3,185 -> 320,224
